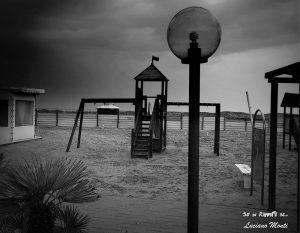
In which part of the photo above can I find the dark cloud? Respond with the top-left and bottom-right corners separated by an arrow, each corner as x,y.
0,0 -> 298,110
0,0 -> 108,86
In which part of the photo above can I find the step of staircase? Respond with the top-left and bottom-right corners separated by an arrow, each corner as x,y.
131,113 -> 153,159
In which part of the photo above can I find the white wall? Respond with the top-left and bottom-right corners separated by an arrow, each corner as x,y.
13,126 -> 35,141
0,90 -> 36,145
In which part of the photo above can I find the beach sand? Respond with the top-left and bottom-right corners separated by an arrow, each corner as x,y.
0,126 -> 297,211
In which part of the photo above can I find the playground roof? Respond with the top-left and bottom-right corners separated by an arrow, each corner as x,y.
265,62 -> 299,83
280,93 -> 300,108
0,87 -> 45,95
96,104 -> 119,109
134,63 -> 169,82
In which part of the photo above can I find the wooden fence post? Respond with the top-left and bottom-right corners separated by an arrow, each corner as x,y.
180,113 -> 183,130
96,111 -> 98,127
245,118 -> 247,131
223,117 -> 226,131
117,112 -> 120,128
35,109 -> 38,126
201,116 -> 204,130
56,110 -> 59,126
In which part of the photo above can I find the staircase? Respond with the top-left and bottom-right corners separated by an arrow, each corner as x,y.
131,115 -> 152,159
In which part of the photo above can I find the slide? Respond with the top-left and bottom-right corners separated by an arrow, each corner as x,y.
292,117 -> 299,151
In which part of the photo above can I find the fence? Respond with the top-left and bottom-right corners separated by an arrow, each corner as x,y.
35,109 -> 284,132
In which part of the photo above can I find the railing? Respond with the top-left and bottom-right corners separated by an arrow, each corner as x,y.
35,109 -> 287,132
131,105 -> 143,156
149,99 -> 159,157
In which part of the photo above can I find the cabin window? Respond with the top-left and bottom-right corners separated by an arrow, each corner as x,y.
0,100 -> 8,127
15,100 -> 34,126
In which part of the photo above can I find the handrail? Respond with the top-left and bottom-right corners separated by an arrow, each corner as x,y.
149,98 -> 159,138
131,104 -> 143,156
149,99 -> 159,158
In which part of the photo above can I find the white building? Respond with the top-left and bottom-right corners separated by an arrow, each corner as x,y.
0,87 -> 45,145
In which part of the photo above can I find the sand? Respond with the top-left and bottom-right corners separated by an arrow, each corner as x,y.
0,126 -> 297,211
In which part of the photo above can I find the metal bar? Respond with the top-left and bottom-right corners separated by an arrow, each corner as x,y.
214,104 -> 220,156
66,101 -> 83,152
283,107 -> 286,149
187,45 -> 200,233
268,82 -> 278,211
201,116 -> 204,130
77,102 -> 85,148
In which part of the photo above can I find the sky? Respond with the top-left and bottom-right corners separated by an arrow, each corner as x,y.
1,0 -> 299,113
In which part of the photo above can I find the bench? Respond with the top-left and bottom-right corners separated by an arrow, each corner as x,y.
234,164 -> 251,189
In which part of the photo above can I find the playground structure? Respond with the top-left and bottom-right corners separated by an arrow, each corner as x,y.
66,57 -> 221,158
265,62 -> 299,230
281,92 -> 299,151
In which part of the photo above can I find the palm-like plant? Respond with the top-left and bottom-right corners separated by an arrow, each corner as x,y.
0,158 -> 98,233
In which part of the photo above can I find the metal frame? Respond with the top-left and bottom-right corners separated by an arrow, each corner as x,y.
66,98 -> 135,152
167,102 -> 221,156
250,109 -> 266,206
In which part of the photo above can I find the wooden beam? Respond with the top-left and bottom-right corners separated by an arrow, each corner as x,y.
268,82 -> 278,211
289,107 -> 293,151
81,98 -> 135,104
267,77 -> 299,83
167,102 -> 220,106
265,62 -> 299,79
77,102 -> 85,148
298,84 -> 300,232
66,101 -> 83,152
283,107 -> 286,149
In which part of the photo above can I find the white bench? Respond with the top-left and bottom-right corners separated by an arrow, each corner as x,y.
235,164 -> 251,189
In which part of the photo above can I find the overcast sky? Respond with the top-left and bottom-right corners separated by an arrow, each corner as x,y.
1,0 -> 299,112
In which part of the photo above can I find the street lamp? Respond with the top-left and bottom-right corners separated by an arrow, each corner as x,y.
167,7 -> 221,233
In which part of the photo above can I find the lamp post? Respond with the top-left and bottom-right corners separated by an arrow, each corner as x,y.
167,7 -> 221,233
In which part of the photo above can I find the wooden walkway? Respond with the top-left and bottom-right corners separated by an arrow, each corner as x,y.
78,196 -> 297,233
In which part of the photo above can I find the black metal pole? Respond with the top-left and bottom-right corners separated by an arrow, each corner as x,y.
268,82 -> 278,211
187,34 -> 201,233
214,104 -> 220,156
